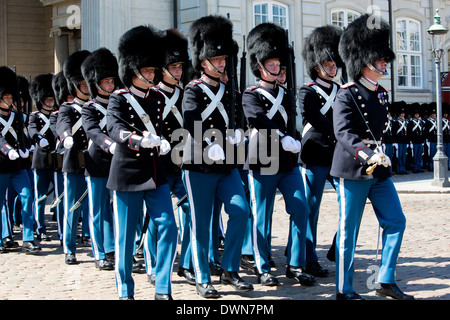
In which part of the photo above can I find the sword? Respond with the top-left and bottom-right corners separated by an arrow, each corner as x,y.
37,187 -> 55,203
50,192 -> 64,209
69,190 -> 88,212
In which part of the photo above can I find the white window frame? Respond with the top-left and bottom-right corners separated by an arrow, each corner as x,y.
253,1 -> 289,29
396,17 -> 423,89
330,9 -> 360,29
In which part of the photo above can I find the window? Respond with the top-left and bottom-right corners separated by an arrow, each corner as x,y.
253,2 -> 288,29
396,18 -> 423,89
331,9 -> 360,29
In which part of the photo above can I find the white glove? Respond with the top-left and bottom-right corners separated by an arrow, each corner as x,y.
281,136 -> 302,153
19,149 -> 29,159
159,139 -> 172,156
64,136 -> 74,149
8,150 -> 20,161
368,148 -> 391,168
208,144 -> 225,161
140,132 -> 162,149
226,130 -> 243,145
40,138 -> 49,148
109,143 -> 117,155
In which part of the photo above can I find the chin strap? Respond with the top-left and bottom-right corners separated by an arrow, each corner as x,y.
367,63 -> 389,76
205,59 -> 226,75
258,60 -> 281,77
134,68 -> 155,86
318,64 -> 336,79
162,67 -> 181,84
95,83 -> 115,95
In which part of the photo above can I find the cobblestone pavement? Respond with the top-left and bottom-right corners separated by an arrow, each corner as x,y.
0,172 -> 448,301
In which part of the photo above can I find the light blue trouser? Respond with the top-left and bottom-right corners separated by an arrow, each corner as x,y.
53,172 -> 64,240
412,144 -> 423,171
0,170 -> 34,242
301,164 -> 331,263
145,174 -> 191,275
113,184 -> 178,297
86,176 -> 114,261
63,172 -> 89,254
334,177 -> 406,294
397,143 -> 407,172
248,166 -> 308,274
33,169 -> 53,235
182,169 -> 249,284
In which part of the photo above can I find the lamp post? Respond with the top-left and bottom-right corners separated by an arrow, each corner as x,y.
427,9 -> 450,187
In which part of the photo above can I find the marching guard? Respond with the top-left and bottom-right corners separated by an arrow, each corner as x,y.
424,107 -> 437,171
298,25 -> 343,278
182,15 -> 253,298
0,66 -> 40,254
81,48 -> 119,270
331,13 -> 413,300
148,28 -> 194,285
50,71 -> 74,243
242,23 -> 312,286
28,73 -> 57,242
107,25 -> 178,300
394,108 -> 408,174
407,108 -> 425,173
56,50 -> 92,265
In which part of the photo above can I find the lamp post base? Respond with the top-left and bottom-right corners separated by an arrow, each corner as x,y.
431,152 -> 450,187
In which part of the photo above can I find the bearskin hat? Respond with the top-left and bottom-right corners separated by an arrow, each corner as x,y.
52,71 -> 71,108
63,50 -> 91,96
339,13 -> 395,81
189,15 -> 235,73
118,25 -> 166,88
164,29 -> 190,68
247,23 -> 288,78
17,75 -> 30,104
29,74 -> 55,111
81,48 -> 120,98
302,25 -> 343,80
0,66 -> 19,102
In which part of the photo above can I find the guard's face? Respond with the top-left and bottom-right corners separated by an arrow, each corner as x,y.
99,77 -> 115,95
374,58 -> 387,73
317,60 -> 337,79
202,56 -> 227,77
43,97 -> 55,109
79,80 -> 90,96
166,63 -> 184,80
259,58 -> 281,82
1,94 -> 13,107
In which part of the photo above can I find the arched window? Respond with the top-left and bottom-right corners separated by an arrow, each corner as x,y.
253,1 -> 288,29
331,9 -> 360,29
396,18 -> 422,89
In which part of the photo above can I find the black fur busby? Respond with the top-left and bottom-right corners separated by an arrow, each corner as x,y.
118,25 -> 166,88
52,71 -> 71,107
0,66 -> 19,102
189,15 -> 235,73
63,50 -> 91,96
30,74 -> 55,110
302,25 -> 343,80
17,75 -> 30,105
164,29 -> 190,67
247,22 -> 288,78
339,13 -> 395,81
81,48 -> 120,98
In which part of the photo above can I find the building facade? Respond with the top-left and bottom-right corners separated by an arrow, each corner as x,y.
1,0 -> 449,105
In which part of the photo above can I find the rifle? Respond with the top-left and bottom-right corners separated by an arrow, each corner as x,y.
284,31 -> 297,138
240,35 -> 247,94
69,189 -> 88,212
14,66 -> 28,153
227,13 -> 236,130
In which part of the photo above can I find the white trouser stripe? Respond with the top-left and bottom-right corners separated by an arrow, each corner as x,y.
63,173 -> 68,254
248,170 -> 263,274
33,170 -> 41,230
184,170 -> 202,282
112,191 -> 123,295
338,178 -> 346,293
86,176 -> 100,260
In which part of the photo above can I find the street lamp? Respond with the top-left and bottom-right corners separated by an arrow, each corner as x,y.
427,9 -> 450,187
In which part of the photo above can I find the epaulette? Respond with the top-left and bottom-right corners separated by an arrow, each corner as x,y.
115,88 -> 130,95
188,79 -> 202,87
51,110 -> 59,115
248,85 -> 259,91
31,110 -> 39,115
305,81 -> 316,87
340,82 -> 355,89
